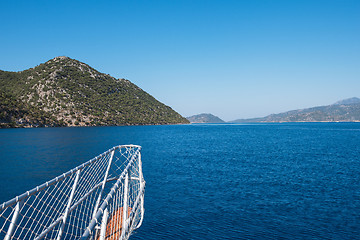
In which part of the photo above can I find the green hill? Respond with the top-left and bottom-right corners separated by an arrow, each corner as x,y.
0,56 -> 189,128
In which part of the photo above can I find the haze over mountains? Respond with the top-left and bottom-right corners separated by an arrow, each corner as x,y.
188,98 -> 360,123
0,57 -> 189,128
232,97 -> 360,123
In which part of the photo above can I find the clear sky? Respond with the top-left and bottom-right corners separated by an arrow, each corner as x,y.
1,0 -> 359,121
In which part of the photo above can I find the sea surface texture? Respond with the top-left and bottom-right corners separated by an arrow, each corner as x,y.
0,123 -> 359,239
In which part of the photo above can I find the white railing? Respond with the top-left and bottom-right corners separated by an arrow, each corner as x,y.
0,145 -> 145,240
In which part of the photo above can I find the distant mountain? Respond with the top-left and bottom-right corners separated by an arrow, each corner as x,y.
187,113 -> 225,123
0,56 -> 189,128
232,98 -> 360,123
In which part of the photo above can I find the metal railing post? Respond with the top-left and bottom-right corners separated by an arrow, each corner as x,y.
99,208 -> 109,240
138,152 -> 143,191
92,150 -> 115,219
4,199 -> 24,240
56,169 -> 81,240
120,172 -> 129,239
137,152 -> 145,229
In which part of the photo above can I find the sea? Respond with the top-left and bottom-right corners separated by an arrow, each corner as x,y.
0,123 -> 359,239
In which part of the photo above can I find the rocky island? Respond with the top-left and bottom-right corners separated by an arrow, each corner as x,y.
187,113 -> 225,123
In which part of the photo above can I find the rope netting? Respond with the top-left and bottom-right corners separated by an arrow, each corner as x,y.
0,145 -> 145,240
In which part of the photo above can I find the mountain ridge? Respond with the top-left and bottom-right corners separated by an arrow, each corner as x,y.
0,56 -> 189,128
232,98 -> 360,123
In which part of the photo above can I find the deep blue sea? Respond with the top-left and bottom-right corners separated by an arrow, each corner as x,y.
0,123 -> 359,239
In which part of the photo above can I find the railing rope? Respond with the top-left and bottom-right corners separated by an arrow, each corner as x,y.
80,146 -> 142,240
0,145 -> 145,240
92,150 -> 115,219
56,169 -> 81,240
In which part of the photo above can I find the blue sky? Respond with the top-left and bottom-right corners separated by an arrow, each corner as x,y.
1,0 -> 359,121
